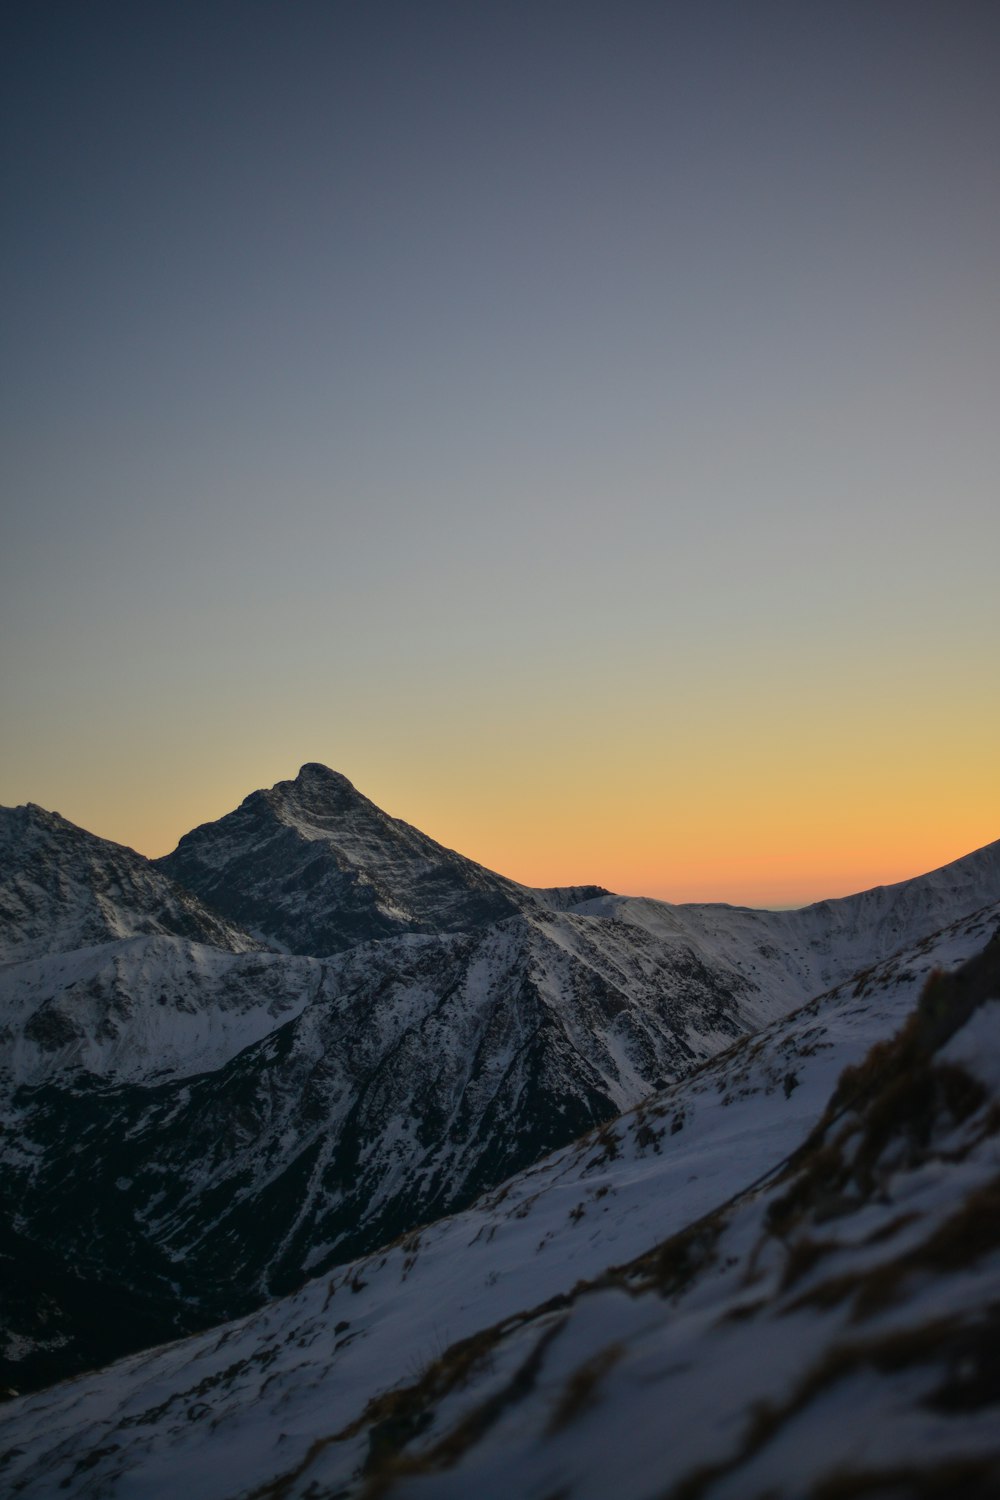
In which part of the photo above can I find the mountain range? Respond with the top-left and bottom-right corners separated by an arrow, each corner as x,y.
1,765 -> 999,1496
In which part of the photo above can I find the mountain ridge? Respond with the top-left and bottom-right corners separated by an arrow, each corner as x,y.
2,769 -> 1000,1401
156,763 -> 560,955
0,802 -> 265,965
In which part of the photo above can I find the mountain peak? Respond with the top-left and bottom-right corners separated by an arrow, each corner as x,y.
296,761 -> 350,782
287,762 -> 361,798
2,802 -> 72,839
158,767 -> 529,955
261,764 -> 375,829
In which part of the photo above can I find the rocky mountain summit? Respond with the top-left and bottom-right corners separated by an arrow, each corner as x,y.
156,763 -> 580,955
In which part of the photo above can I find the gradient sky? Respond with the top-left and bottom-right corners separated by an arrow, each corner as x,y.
3,1 -> 998,906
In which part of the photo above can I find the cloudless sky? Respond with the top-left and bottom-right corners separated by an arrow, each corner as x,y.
3,0 -> 998,905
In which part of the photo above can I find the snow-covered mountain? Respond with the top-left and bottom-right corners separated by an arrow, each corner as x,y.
0,804 -> 263,965
631,828 -> 1000,996
2,905 -> 996,1498
1,768 -> 999,1402
155,763 -> 592,955
0,893 -> 772,1393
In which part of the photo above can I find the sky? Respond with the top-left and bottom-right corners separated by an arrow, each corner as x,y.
2,0 -> 998,906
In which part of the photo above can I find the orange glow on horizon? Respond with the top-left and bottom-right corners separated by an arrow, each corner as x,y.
65,765 -> 996,914
6,656 -> 997,914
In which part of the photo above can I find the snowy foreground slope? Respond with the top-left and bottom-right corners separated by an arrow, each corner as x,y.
1,901 -> 997,1498
1,769 -> 1000,1397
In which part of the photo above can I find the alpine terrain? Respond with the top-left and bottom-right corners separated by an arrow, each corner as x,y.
1,765 -> 999,1498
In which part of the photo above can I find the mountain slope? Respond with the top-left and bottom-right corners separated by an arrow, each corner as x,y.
0,804 -> 263,965
0,936 -> 320,1087
350,929 -> 1000,1500
0,900 -> 766,1390
1,908 -> 996,1498
592,829 -> 1000,1004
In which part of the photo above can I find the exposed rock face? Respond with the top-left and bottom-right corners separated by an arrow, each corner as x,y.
155,764 -> 538,955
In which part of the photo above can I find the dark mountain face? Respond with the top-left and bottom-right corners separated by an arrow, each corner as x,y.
155,763 -> 535,955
